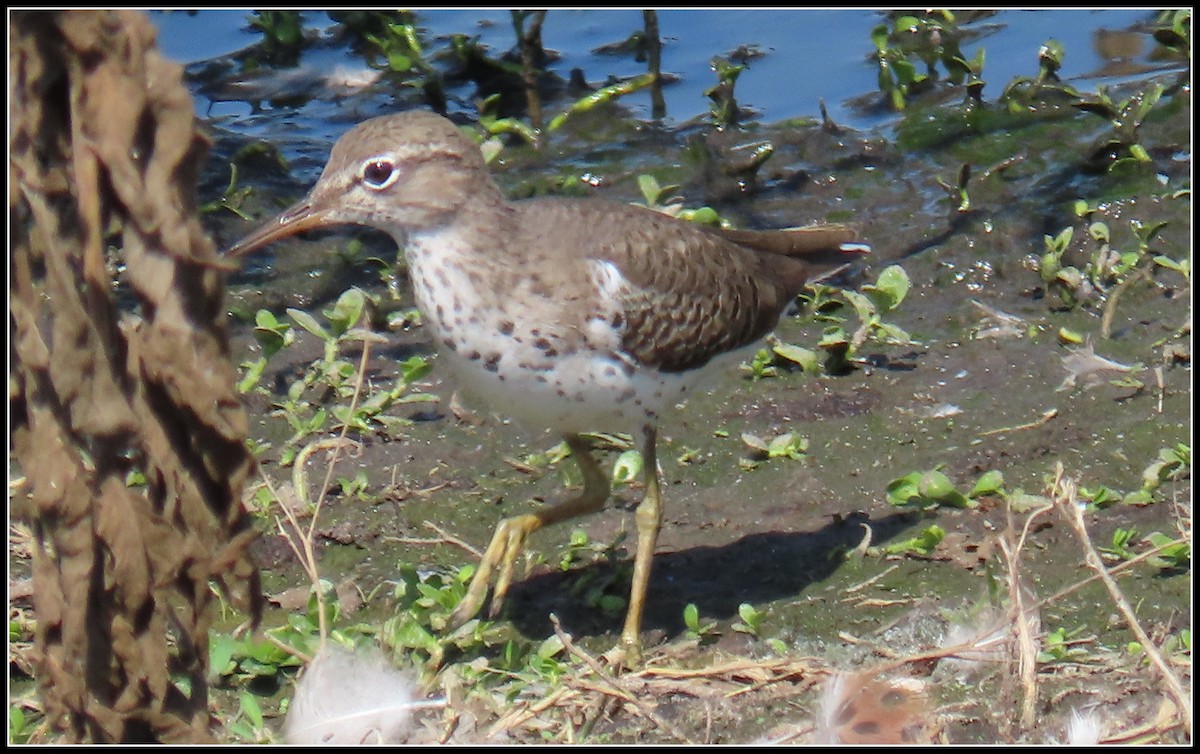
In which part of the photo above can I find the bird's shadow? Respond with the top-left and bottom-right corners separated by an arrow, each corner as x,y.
499,509 -> 923,643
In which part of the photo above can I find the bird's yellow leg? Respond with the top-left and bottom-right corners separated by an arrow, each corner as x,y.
449,433 -> 610,629
611,425 -> 662,666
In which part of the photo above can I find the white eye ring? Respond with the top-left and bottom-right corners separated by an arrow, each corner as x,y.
360,156 -> 400,190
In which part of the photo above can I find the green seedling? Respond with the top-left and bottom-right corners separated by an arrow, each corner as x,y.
877,524 -> 946,557
200,163 -> 255,220
732,602 -> 766,637
1078,484 -> 1123,508
1037,625 -> 1089,664
239,287 -> 434,464
935,163 -> 972,214
1129,627 -> 1190,665
1074,83 -> 1164,172
1001,37 -> 1080,106
871,11 -> 974,110
886,467 -> 1001,509
1125,443 -> 1190,505
555,529 -> 630,616
683,603 -> 719,645
1143,532 -> 1190,571
769,341 -> 822,374
636,172 -> 725,227
248,10 -> 305,64
227,690 -> 272,744
820,265 -> 913,374
740,431 -> 808,470
1099,526 -> 1140,562
238,308 -> 294,394
8,704 -> 34,745
381,563 -> 508,673
705,56 -> 744,127
611,449 -> 644,485
337,469 -> 371,501
1038,226 -> 1084,305
1152,9 -> 1191,56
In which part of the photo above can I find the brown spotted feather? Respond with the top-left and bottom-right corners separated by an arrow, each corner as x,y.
514,198 -> 856,373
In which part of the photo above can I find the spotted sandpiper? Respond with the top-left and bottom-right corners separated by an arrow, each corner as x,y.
227,110 -> 868,662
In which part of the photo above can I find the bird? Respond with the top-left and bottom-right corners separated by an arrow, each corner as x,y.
226,110 -> 868,664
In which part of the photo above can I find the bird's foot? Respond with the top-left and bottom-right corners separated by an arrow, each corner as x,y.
448,512 -> 542,629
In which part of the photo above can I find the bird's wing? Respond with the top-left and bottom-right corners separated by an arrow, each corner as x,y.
518,199 -> 861,373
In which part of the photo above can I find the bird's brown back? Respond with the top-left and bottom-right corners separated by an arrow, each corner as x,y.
511,198 -> 860,372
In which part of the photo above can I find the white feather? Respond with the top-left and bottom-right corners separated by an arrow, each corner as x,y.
1067,708 -> 1102,746
283,645 -> 433,745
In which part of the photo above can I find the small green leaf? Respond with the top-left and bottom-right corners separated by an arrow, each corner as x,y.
862,264 -> 910,312
678,206 -> 720,225
683,602 -> 699,631
637,174 -> 663,206
1057,327 -> 1084,344
288,308 -> 330,341
870,23 -> 890,52
886,471 -> 923,506
209,633 -> 238,678
767,432 -> 807,460
239,690 -> 264,729
324,288 -> 366,336
611,449 -> 643,484
883,524 -> 945,556
772,342 -> 820,372
741,432 -> 769,453
969,469 -> 1005,498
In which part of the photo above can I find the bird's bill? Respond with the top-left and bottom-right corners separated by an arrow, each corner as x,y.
224,199 -> 327,259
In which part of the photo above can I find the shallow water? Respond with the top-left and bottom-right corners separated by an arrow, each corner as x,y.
154,9 -> 1165,168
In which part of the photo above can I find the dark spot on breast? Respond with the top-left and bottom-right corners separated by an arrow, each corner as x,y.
483,353 -> 502,372
441,337 -> 457,351
499,320 -> 515,335
604,366 -> 617,377
612,312 -> 625,328
466,350 -> 481,361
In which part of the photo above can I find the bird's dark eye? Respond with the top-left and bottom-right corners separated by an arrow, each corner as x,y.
361,159 -> 397,189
